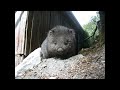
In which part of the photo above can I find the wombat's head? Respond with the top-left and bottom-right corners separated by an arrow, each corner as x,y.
47,25 -> 76,58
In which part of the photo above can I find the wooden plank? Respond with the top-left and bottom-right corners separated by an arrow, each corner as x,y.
25,11 -> 34,56
15,11 -> 27,54
15,11 -> 28,66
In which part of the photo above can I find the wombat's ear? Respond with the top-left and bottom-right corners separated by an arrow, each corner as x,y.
49,29 -> 55,35
68,29 -> 74,33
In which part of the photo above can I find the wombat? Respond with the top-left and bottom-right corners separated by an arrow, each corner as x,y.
41,25 -> 77,59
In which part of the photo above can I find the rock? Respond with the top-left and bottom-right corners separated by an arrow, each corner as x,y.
49,77 -> 57,79
15,45 -> 105,79
15,48 -> 41,77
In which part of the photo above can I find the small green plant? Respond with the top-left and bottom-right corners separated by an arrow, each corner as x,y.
82,12 -> 100,46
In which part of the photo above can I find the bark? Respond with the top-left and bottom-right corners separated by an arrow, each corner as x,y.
99,11 -> 105,44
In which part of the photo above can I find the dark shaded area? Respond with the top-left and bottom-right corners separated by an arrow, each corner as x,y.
99,11 -> 105,43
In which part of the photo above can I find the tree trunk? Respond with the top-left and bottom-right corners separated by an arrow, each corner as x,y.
99,11 -> 105,44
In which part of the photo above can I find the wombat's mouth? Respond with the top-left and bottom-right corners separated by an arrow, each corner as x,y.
57,51 -> 64,55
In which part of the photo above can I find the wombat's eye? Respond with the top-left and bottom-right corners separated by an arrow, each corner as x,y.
64,40 -> 69,45
68,29 -> 73,33
53,42 -> 57,45
64,42 -> 68,45
64,40 -> 71,45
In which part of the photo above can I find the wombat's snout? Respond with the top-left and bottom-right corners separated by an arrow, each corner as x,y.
57,48 -> 64,53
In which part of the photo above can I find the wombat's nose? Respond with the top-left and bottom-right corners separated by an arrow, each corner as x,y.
57,48 -> 63,52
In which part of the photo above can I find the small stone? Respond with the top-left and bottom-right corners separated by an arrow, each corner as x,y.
49,77 -> 56,79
